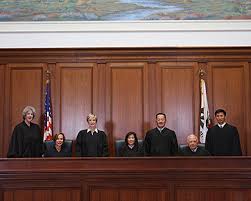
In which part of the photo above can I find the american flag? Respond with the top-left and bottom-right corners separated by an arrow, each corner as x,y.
200,78 -> 211,143
44,79 -> 53,141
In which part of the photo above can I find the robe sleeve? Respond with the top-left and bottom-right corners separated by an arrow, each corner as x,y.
7,126 -> 23,158
205,129 -> 212,155
102,133 -> 109,157
171,131 -> 178,156
143,132 -> 151,156
232,127 -> 242,156
75,131 -> 83,157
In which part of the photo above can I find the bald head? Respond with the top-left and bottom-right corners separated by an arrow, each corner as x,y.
187,134 -> 199,150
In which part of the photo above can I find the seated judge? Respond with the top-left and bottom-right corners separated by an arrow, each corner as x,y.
7,106 -> 43,158
179,134 -> 210,156
44,132 -> 72,157
144,112 -> 178,156
76,113 -> 109,157
205,109 -> 242,156
119,131 -> 143,157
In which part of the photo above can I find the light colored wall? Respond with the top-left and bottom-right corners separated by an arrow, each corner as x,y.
0,21 -> 251,48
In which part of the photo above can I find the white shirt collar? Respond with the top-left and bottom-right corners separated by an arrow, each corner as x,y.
190,147 -> 198,152
87,128 -> 98,134
128,144 -> 135,149
157,127 -> 165,132
218,122 -> 226,128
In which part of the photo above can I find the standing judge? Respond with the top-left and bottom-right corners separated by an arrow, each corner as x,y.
144,113 -> 178,156
76,113 -> 109,157
7,106 -> 43,158
205,109 -> 242,156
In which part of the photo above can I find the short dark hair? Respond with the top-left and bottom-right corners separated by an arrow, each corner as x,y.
53,132 -> 65,142
215,109 -> 226,116
156,112 -> 166,119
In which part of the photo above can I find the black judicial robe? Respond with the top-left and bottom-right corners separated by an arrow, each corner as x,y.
44,143 -> 72,157
75,129 -> 109,157
144,127 -> 178,156
205,123 -> 242,156
119,144 -> 144,157
7,121 -> 43,158
179,146 -> 211,156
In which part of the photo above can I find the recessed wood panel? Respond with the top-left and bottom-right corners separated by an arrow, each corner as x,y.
59,63 -> 96,140
10,65 -> 44,128
4,189 -> 80,201
210,63 -> 248,154
158,63 -> 196,144
91,188 -> 168,201
176,188 -> 250,201
0,65 -> 4,156
4,64 -> 45,157
52,189 -> 81,201
108,62 -> 148,140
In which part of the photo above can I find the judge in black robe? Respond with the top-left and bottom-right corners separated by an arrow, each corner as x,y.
119,132 -> 143,157
179,134 -> 210,156
7,106 -> 43,158
179,146 -> 210,156
44,133 -> 72,157
205,109 -> 242,156
144,113 -> 178,156
76,113 -> 109,157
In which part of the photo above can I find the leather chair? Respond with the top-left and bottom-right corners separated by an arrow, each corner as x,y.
179,143 -> 205,150
115,139 -> 143,156
44,139 -> 73,153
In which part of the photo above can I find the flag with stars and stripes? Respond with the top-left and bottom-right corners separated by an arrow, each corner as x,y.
44,79 -> 53,141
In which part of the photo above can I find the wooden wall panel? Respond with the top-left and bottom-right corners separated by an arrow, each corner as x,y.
0,65 -> 4,156
3,64 -> 45,157
107,62 -> 148,141
209,63 -> 249,154
3,189 -> 80,201
57,63 -> 97,140
157,62 -> 197,144
1,157 -> 251,201
176,188 -> 251,201
0,48 -> 251,156
90,188 -> 168,201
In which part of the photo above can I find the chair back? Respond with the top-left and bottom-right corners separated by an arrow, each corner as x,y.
44,140 -> 73,152
179,143 -> 205,150
115,139 -> 143,156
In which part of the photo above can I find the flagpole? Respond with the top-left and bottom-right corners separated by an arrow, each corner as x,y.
199,68 -> 206,77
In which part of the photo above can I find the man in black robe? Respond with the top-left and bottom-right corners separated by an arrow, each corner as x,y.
179,134 -> 210,156
144,113 -> 178,156
205,109 -> 242,156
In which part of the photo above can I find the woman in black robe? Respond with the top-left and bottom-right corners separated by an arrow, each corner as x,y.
44,132 -> 72,157
119,132 -> 143,157
7,106 -> 43,158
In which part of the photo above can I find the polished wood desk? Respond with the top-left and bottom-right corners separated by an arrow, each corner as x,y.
0,157 -> 250,201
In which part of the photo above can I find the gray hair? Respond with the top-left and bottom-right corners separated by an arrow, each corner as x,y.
22,106 -> 36,120
86,113 -> 97,122
186,134 -> 198,142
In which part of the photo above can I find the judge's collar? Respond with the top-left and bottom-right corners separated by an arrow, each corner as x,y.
218,122 -> 226,128
87,128 -> 98,134
157,127 -> 166,132
190,147 -> 198,152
